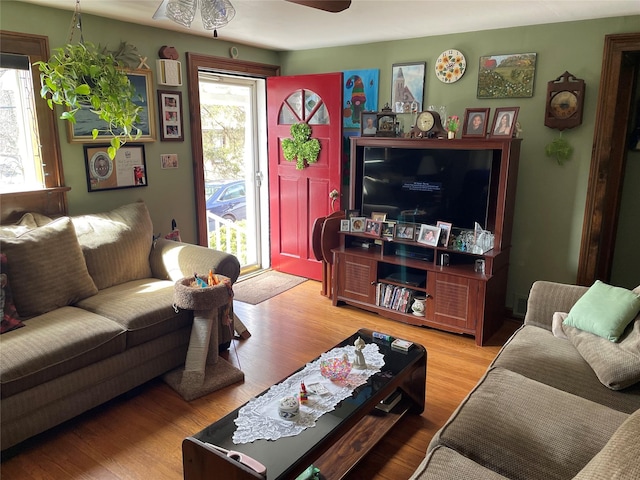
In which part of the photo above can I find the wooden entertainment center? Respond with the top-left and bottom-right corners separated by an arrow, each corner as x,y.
332,136 -> 522,346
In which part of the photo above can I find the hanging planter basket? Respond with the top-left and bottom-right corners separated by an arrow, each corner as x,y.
545,134 -> 574,165
281,123 -> 321,169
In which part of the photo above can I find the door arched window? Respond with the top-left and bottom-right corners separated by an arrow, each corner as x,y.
278,89 -> 329,125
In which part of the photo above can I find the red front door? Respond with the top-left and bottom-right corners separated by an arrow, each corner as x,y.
267,73 -> 343,280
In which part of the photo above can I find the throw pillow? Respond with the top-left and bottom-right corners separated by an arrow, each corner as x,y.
72,202 -> 153,290
572,409 -> 640,479
563,280 -> 640,342
551,312 -> 568,340
0,253 -> 24,334
0,217 -> 98,317
564,317 -> 640,390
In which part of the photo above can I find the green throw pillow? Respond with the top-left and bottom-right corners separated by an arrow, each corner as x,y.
563,280 -> 640,342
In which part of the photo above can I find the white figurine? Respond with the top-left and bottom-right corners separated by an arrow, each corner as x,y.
353,336 -> 367,369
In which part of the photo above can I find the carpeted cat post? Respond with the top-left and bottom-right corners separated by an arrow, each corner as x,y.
163,275 -> 244,401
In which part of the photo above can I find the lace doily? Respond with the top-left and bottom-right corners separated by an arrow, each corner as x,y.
232,343 -> 385,444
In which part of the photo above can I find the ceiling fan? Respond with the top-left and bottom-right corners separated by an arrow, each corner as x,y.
284,0 -> 351,13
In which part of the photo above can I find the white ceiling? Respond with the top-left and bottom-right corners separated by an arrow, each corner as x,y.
15,0 -> 640,51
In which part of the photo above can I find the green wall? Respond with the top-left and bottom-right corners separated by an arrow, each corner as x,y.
2,1 -> 638,306
280,16 -> 640,302
1,2 -> 279,244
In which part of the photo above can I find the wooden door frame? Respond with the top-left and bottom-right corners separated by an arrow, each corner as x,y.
577,33 -> 640,285
185,53 -> 280,246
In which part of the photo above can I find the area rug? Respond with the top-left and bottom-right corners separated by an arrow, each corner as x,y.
233,270 -> 307,305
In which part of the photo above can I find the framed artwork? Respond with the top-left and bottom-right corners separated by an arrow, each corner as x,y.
158,90 -> 184,141
417,224 -> 441,246
364,219 -> 382,237
371,212 -> 387,222
345,209 -> 360,219
343,69 -> 379,130
462,108 -> 490,138
436,221 -> 453,247
490,107 -> 520,138
350,217 -> 366,233
68,69 -> 156,143
393,223 -> 416,241
160,153 -> 178,169
391,62 -> 425,113
361,111 -> 378,137
84,144 -> 147,192
477,53 -> 537,99
340,219 -> 351,232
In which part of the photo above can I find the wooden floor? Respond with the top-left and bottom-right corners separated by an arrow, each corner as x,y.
1,280 -> 520,480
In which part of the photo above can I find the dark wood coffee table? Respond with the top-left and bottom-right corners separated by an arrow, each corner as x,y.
182,328 -> 426,480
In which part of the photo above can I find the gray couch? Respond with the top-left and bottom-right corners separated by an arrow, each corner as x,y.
0,202 -> 240,451
411,280 -> 640,479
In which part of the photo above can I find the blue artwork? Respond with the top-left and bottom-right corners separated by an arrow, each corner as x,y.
342,69 -> 379,130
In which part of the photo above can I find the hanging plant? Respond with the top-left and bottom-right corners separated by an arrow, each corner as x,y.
545,133 -> 574,165
281,123 -> 321,169
34,42 -> 142,159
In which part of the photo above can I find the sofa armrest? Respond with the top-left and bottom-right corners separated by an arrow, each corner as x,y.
523,281 -> 588,331
149,238 -> 240,284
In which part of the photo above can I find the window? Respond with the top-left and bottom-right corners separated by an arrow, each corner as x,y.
0,31 -> 64,194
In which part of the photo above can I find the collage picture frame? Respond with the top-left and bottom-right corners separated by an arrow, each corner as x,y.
158,90 -> 184,141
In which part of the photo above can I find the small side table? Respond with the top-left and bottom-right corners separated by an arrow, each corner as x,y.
163,275 -> 244,401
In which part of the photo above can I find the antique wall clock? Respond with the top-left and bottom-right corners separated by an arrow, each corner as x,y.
410,110 -> 447,138
544,71 -> 585,130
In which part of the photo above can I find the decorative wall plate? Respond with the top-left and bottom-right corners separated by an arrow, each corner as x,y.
435,49 -> 466,83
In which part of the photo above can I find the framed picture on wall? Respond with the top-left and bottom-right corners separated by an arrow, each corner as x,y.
391,62 -> 425,113
68,69 -> 156,143
158,90 -> 184,141
84,144 -> 147,192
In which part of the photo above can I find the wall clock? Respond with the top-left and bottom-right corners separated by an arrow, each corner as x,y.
544,71 -> 585,130
411,110 -> 447,138
435,49 -> 466,83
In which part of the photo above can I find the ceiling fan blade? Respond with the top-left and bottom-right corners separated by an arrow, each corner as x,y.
285,0 -> 351,13
153,0 -> 169,19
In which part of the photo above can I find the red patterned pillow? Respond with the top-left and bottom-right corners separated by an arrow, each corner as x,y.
1,253 -> 24,334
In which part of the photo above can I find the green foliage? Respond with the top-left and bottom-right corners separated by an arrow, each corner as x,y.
545,134 -> 574,165
210,221 -> 248,265
33,42 -> 142,159
201,104 -> 245,179
281,123 -> 321,169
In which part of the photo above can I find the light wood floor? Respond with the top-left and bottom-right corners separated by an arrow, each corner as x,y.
1,280 -> 520,480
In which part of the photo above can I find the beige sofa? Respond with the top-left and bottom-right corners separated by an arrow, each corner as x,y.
0,202 -> 240,451
411,280 -> 640,479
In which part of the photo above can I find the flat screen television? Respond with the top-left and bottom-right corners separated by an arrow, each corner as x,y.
359,146 -> 497,230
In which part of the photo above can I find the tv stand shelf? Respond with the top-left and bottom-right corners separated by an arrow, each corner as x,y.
332,137 -> 521,346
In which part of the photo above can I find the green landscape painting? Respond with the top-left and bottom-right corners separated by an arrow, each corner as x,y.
477,53 -> 537,99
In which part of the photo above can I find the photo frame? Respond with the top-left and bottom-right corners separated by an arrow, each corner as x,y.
84,144 -> 147,192
417,224 -> 441,246
68,69 -> 156,143
381,221 -> 396,238
490,107 -> 520,138
391,62 -> 425,113
350,217 -> 366,233
371,211 -> 387,222
436,221 -> 453,247
158,90 -> 184,141
393,223 -> 416,241
340,219 -> 351,232
364,219 -> 382,237
360,111 -> 378,137
462,108 -> 490,138
477,53 -> 537,99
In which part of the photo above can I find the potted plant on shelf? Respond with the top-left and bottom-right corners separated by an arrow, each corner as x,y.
34,42 -> 142,158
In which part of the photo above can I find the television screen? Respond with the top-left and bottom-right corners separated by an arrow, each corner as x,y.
361,146 -> 494,229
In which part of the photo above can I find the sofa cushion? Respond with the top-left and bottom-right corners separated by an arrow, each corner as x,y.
563,280 -> 640,342
564,317 -> 640,391
0,217 -> 99,317
72,202 -> 153,290
410,445 -> 509,480
492,325 -> 640,413
430,367 -> 627,480
0,306 -> 126,398
75,278 -> 191,348
573,408 -> 640,479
